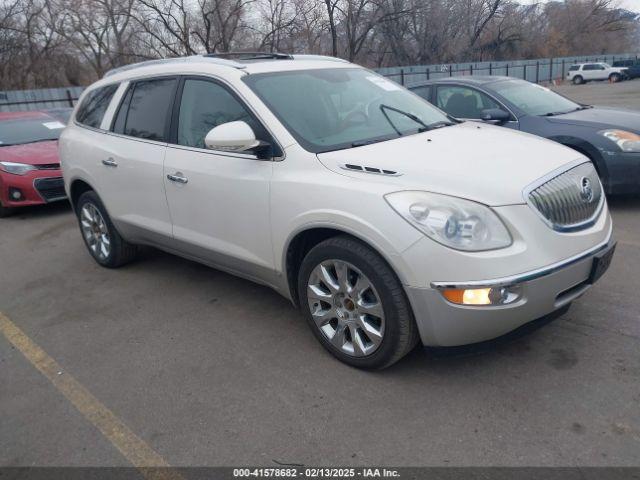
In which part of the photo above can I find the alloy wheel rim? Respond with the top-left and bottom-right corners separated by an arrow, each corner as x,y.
307,259 -> 385,357
80,204 -> 111,261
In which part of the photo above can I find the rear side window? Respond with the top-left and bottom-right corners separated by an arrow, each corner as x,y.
76,84 -> 119,129
569,65 -> 580,71
114,78 -> 177,141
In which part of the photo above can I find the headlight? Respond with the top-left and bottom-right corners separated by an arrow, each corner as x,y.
0,161 -> 37,175
385,191 -> 512,251
599,129 -> 640,152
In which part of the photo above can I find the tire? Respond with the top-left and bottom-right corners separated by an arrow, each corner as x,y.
573,75 -> 584,85
0,200 -> 15,218
297,235 -> 419,369
609,73 -> 621,83
76,190 -> 137,268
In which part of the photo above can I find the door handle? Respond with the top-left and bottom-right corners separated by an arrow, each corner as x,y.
102,158 -> 118,167
167,172 -> 188,184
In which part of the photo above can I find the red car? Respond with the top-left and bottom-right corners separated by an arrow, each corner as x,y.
0,111 -> 68,217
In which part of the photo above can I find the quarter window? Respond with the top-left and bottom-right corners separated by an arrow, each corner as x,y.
176,79 -> 263,149
116,78 -> 177,141
76,84 -> 119,129
435,85 -> 500,119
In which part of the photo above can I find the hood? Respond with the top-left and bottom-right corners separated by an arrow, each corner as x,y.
317,122 -> 584,206
0,140 -> 59,166
547,106 -> 640,132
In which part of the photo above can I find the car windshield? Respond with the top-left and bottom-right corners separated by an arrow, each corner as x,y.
490,79 -> 581,116
0,116 -> 65,147
243,68 -> 453,153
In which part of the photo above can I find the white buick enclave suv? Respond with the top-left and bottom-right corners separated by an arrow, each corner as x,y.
60,53 -> 615,369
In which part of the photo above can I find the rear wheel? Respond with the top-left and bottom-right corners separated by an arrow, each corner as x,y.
573,75 -> 584,85
0,200 -> 15,218
76,191 -> 137,268
297,235 -> 419,369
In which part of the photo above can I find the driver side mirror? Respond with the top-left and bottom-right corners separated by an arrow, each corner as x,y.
204,121 -> 272,159
480,108 -> 510,124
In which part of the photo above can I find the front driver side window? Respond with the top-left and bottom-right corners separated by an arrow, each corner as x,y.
177,79 -> 263,149
435,85 -> 499,119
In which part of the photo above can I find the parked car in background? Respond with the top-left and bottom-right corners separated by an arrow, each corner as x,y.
0,111 -> 67,217
566,62 -> 628,84
44,107 -> 74,124
612,59 -> 640,79
409,76 -> 640,195
61,54 -> 614,369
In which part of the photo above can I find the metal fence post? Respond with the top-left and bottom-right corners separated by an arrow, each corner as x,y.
535,61 -> 539,83
524,64 -> 527,81
549,58 -> 553,82
66,89 -> 74,107
506,63 -> 509,77
426,67 -> 430,80
400,69 -> 405,86
562,59 -> 565,80
449,65 -> 452,77
489,62 -> 492,75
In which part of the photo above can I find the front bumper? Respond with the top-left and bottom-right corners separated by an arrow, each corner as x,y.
406,237 -> 615,347
0,171 -> 66,207
601,150 -> 640,195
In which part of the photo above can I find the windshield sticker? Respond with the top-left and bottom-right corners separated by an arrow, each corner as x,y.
43,121 -> 66,130
366,76 -> 401,91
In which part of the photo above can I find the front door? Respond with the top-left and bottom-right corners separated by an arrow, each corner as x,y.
435,84 -> 519,130
163,77 -> 276,282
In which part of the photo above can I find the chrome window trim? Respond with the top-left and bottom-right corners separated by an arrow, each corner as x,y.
522,159 -> 605,233
431,227 -> 613,290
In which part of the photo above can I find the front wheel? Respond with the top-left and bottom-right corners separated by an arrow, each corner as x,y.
609,73 -> 621,83
297,235 -> 419,369
76,191 -> 137,268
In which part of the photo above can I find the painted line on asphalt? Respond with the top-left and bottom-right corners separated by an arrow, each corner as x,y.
0,311 -> 184,480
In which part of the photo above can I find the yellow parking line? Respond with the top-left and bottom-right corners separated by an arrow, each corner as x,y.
0,312 -> 184,480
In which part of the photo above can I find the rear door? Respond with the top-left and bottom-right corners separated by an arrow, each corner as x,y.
99,77 -> 177,241
163,76 -> 277,281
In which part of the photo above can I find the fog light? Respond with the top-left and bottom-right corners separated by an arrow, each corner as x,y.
441,286 -> 521,306
9,188 -> 23,201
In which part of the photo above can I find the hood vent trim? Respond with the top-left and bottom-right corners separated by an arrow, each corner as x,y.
341,163 -> 401,176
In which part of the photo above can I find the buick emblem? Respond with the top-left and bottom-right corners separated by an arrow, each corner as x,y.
579,177 -> 594,203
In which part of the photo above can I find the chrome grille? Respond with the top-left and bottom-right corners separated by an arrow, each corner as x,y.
527,162 -> 603,231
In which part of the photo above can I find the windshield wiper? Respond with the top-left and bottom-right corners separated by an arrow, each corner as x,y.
427,120 -> 455,129
544,105 -> 592,117
379,104 -> 430,136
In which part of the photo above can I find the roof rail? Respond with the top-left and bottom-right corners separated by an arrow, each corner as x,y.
103,55 -> 245,78
204,52 -> 294,61
291,54 -> 350,64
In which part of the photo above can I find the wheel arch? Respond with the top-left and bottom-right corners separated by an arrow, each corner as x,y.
283,224 -> 409,307
69,178 -> 97,212
550,136 -> 610,186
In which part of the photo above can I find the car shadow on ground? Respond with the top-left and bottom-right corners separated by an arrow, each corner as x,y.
3,201 -> 72,221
